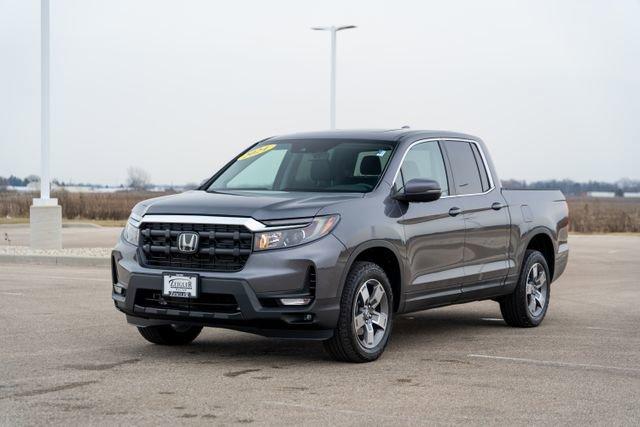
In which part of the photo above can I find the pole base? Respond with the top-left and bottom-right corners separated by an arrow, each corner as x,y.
30,198 -> 62,249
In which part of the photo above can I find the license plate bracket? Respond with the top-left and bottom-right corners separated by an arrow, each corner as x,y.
163,273 -> 198,298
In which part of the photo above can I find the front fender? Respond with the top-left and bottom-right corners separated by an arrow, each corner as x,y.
336,239 -> 407,311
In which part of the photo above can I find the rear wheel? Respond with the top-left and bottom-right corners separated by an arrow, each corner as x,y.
500,250 -> 550,327
137,324 -> 203,345
324,261 -> 393,363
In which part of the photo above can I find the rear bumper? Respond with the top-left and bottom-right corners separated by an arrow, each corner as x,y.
553,242 -> 569,282
111,233 -> 348,340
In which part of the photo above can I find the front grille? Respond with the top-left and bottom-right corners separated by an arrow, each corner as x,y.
139,222 -> 253,271
134,289 -> 239,314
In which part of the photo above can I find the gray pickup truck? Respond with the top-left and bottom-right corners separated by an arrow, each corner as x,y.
112,129 -> 569,362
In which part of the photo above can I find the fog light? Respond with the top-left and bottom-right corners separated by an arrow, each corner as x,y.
113,284 -> 125,295
279,297 -> 312,306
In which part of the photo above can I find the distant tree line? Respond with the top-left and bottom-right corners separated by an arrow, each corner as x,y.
0,175 -> 40,187
0,175 -> 114,189
2,174 -> 639,196
0,166 -> 152,190
501,179 -> 640,196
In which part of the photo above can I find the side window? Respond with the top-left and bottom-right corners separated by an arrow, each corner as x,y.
470,143 -> 491,192
444,141 -> 483,195
399,141 -> 449,196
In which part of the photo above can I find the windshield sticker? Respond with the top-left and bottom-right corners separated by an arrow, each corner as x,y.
238,144 -> 277,160
376,149 -> 387,157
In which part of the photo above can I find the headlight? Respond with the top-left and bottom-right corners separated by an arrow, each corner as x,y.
122,219 -> 140,246
254,215 -> 339,251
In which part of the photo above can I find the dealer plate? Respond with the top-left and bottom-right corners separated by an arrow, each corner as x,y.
163,273 -> 198,298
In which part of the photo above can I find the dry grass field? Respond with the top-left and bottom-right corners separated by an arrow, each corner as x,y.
567,196 -> 640,233
1,191 -> 639,233
0,191 -> 173,223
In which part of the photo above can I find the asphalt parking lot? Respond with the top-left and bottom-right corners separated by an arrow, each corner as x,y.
1,235 -> 639,425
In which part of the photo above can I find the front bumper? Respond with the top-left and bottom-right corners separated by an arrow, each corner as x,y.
111,233 -> 348,340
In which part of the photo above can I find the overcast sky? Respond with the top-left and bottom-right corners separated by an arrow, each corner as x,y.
1,0 -> 639,186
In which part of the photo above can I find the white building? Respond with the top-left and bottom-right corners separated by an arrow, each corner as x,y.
586,191 -> 616,198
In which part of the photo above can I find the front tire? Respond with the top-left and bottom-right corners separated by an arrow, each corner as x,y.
137,324 -> 203,345
324,261 -> 394,363
500,250 -> 551,327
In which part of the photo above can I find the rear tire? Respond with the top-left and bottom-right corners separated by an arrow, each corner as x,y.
324,261 -> 394,363
137,324 -> 203,345
500,250 -> 550,327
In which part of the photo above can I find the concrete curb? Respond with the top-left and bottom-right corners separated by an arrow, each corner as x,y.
0,254 -> 110,268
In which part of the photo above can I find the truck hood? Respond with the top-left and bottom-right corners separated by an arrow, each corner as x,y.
135,190 -> 362,221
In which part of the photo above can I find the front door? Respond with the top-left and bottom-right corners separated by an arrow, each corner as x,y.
398,140 -> 466,310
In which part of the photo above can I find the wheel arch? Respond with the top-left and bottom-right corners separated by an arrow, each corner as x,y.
523,230 -> 556,281
340,240 -> 404,312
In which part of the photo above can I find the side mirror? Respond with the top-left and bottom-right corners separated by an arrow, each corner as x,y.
394,179 -> 442,203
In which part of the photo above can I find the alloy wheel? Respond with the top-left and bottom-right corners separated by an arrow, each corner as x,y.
352,279 -> 389,349
525,263 -> 547,317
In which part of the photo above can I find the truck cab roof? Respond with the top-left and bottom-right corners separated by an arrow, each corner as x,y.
269,129 -> 481,143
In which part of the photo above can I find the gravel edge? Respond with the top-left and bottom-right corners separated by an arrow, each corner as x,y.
0,246 -> 111,267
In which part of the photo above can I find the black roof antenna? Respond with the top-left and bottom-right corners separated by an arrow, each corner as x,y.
401,125 -> 410,129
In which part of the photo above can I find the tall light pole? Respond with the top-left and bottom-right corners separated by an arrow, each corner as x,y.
311,25 -> 356,129
30,0 -> 61,249
41,0 -> 50,201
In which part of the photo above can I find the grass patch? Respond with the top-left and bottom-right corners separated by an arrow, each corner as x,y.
0,217 -> 126,227
1,191 -> 639,233
0,190 -> 172,222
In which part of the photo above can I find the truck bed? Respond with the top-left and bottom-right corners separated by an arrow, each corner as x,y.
501,188 -> 569,279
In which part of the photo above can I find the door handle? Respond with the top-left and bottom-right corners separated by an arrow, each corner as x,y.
491,202 -> 505,211
449,207 -> 462,217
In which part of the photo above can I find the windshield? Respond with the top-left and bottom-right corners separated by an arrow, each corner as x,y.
207,139 -> 396,193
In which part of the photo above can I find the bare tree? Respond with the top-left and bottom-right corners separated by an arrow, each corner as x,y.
24,174 -> 40,184
127,166 -> 151,190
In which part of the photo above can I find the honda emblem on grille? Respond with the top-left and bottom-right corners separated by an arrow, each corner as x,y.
177,232 -> 199,253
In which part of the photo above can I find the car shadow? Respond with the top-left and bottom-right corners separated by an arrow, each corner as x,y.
389,309 -> 509,345
117,307 -> 509,364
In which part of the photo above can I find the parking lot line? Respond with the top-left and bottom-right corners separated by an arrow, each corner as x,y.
467,354 -> 640,373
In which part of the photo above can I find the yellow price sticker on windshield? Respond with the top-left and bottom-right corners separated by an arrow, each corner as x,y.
238,144 -> 277,160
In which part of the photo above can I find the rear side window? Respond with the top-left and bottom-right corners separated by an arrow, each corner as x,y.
444,141 -> 484,195
470,143 -> 491,192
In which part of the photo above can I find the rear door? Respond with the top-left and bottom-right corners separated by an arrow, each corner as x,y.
398,140 -> 466,310
442,140 -> 510,295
